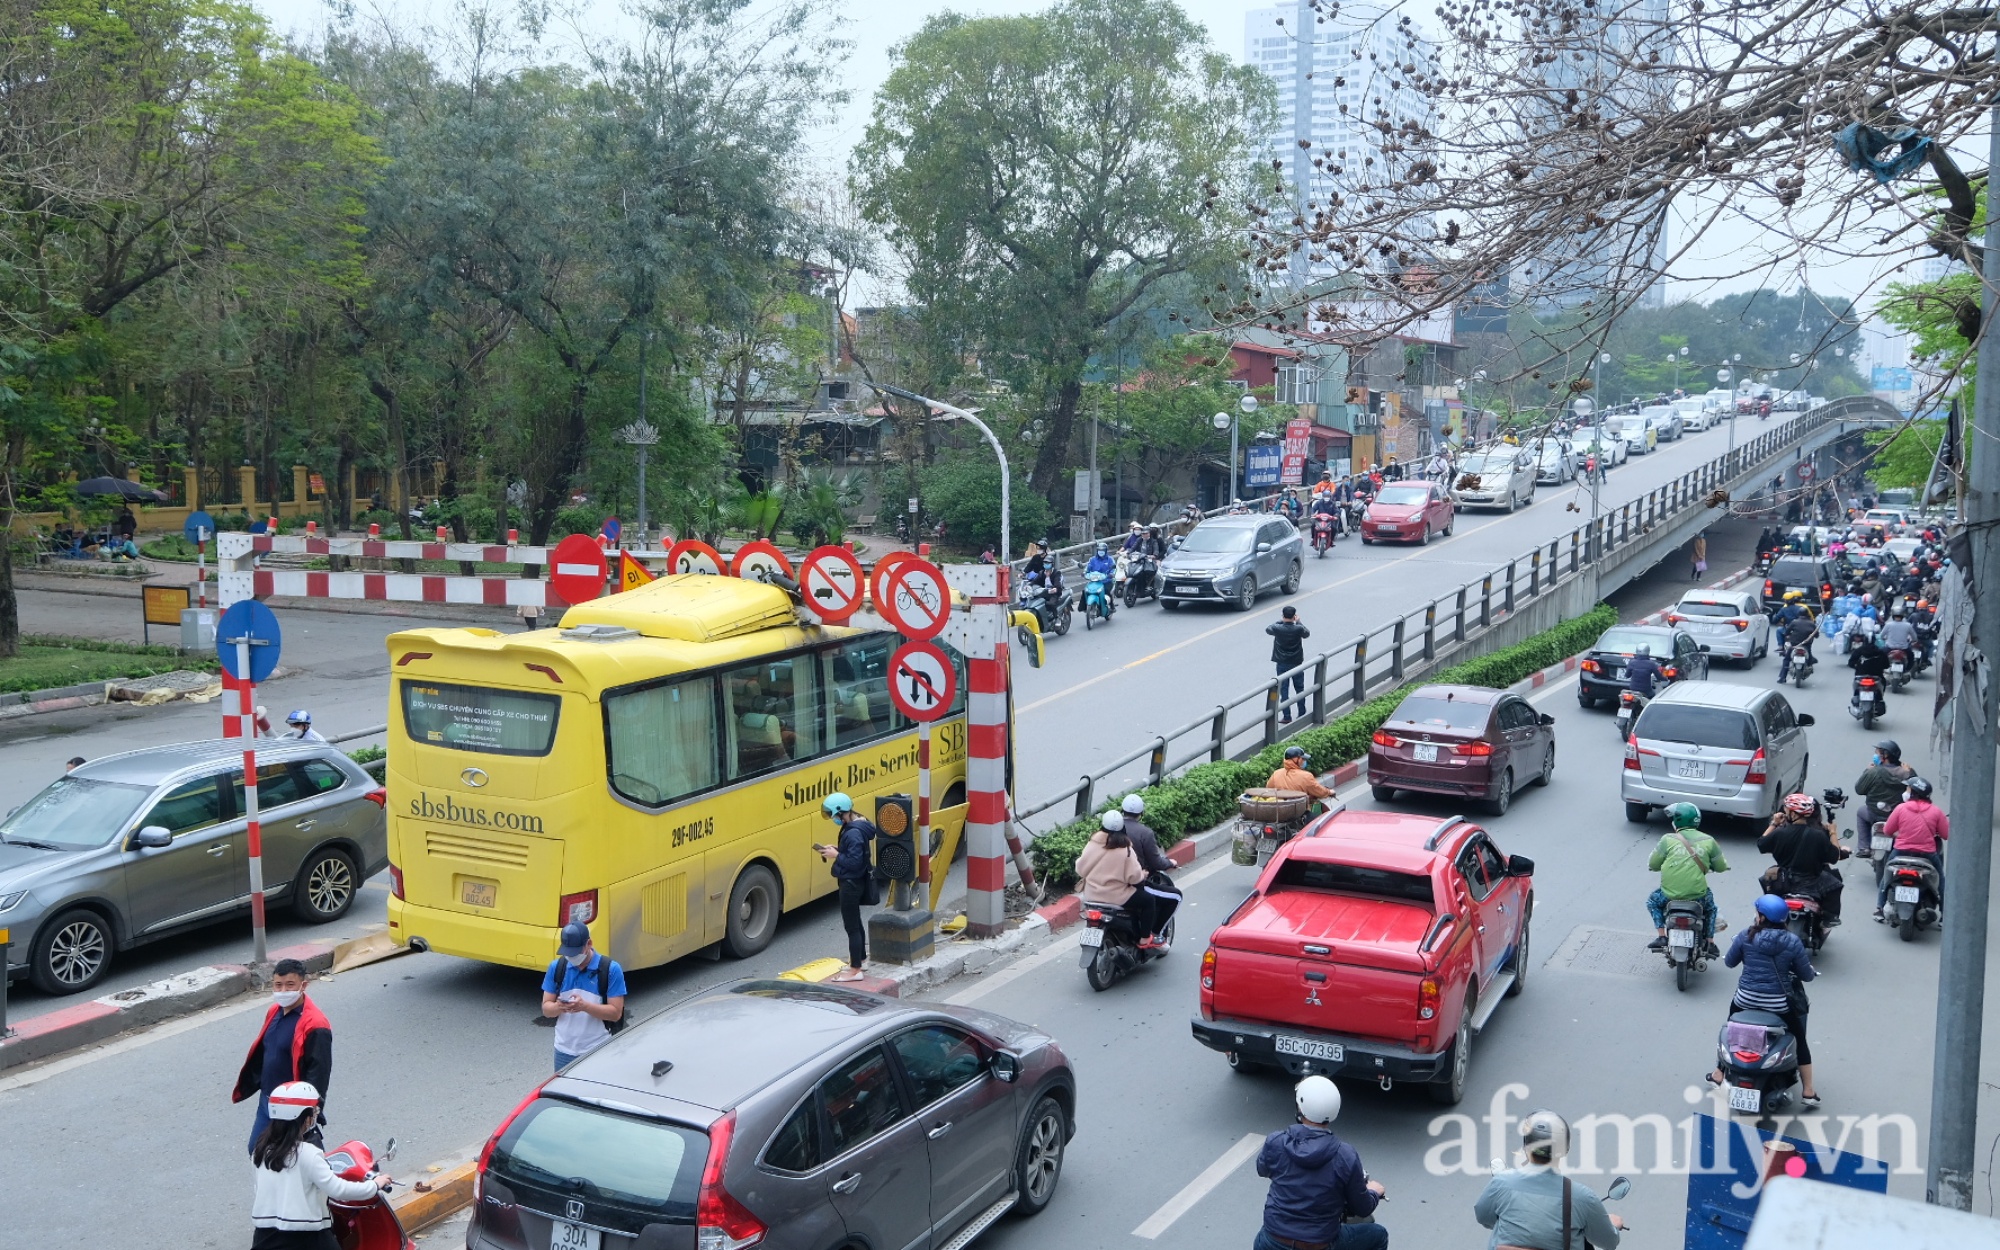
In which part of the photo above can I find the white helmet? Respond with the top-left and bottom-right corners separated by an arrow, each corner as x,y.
1100,810 -> 1125,833
1121,794 -> 1146,816
1294,1075 -> 1342,1124
1519,1108 -> 1570,1162
268,1081 -> 320,1121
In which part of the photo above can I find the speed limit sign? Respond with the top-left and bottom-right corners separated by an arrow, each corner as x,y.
1794,462 -> 1816,482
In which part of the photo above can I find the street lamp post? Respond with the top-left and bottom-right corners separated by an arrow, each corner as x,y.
617,421 -> 660,547
1574,397 -> 1599,559
1593,352 -> 1610,406
1717,367 -> 1736,456
870,382 -> 1013,563
1214,393 -> 1259,502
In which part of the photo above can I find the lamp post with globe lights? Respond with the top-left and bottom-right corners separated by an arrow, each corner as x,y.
1573,396 -> 1601,557
616,421 -> 660,547
1214,391 -> 1259,502
1717,366 -> 1736,453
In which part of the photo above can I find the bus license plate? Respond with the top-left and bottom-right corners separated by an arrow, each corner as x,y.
1895,886 -> 1921,903
1413,744 -> 1439,762
461,880 -> 497,908
1729,1086 -> 1761,1113
552,1222 -> 600,1250
1668,929 -> 1695,948
1872,836 -> 1894,853
1275,1035 -> 1343,1062
1078,927 -> 1104,947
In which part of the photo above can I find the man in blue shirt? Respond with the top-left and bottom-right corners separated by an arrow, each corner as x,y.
541,922 -> 627,1070
1624,644 -> 1664,698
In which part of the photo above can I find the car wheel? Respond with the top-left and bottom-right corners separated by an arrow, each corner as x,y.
1487,769 -> 1513,816
1429,1004 -> 1472,1105
1506,915 -> 1530,996
722,864 -> 781,958
31,907 -> 115,995
1419,523 -> 1431,546
1282,563 -> 1302,594
1361,536 -> 1374,545
1444,515 -> 1454,537
1012,1096 -> 1067,1215
1625,801 -> 1650,824
1371,784 -> 1397,803
1235,576 -> 1258,612
1578,693 -> 1596,710
1533,745 -> 1554,787
1162,599 -> 1181,611
1505,490 -> 1517,514
292,847 -> 359,923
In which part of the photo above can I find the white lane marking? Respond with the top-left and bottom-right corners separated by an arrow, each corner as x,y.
943,931 -> 1083,1005
0,993 -> 268,1096
1174,853 -> 1239,890
1131,1133 -> 1264,1239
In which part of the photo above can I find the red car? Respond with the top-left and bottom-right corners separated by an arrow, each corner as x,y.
1192,807 -> 1533,1104
1360,481 -> 1456,545
1367,685 -> 1556,815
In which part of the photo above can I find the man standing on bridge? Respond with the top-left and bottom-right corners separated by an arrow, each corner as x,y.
1267,606 -> 1311,720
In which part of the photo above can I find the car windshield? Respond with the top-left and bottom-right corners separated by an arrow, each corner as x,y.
1375,485 -> 1431,506
1674,601 -> 1741,618
1610,418 -> 1644,432
1176,526 -> 1254,554
1634,704 -> 1760,751
1389,695 -> 1491,731
1594,628 -> 1669,655
0,777 -> 151,851
488,1099 -> 704,1219
1459,455 -> 1512,473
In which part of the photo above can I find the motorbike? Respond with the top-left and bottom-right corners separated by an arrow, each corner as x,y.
1019,579 -> 1073,638
1344,499 -> 1368,533
1717,1009 -> 1802,1119
1311,511 -> 1337,557
1885,648 -> 1914,692
1077,900 -> 1173,991
325,1137 -> 411,1250
1080,569 -> 1115,630
1661,896 -> 1714,992
1785,641 -> 1816,687
1783,893 -> 1829,953
1883,854 -> 1942,942
1614,689 -> 1649,740
1117,550 -> 1160,607
1848,673 -> 1885,729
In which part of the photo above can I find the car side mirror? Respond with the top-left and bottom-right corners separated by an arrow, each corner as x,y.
990,1051 -> 1020,1083
133,825 -> 173,849
1539,713 -> 1555,726
1507,854 -> 1535,877
1796,714 -> 1816,727
1256,542 -> 1272,553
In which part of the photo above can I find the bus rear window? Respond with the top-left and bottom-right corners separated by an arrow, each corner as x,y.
402,682 -> 560,756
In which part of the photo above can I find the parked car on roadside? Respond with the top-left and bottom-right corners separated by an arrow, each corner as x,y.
1361,480 -> 1458,544
1367,684 -> 1557,815
1159,514 -> 1304,611
1449,447 -> 1537,512
469,979 -> 1075,1250
1620,683 -> 1814,825
1666,588 -> 1773,666
0,740 -> 387,994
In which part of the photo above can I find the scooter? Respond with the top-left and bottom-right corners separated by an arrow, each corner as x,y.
1785,641 -> 1815,687
326,1137 -> 412,1250
1080,569 -> 1114,630
1661,896 -> 1715,992
1885,648 -> 1914,692
1783,893 -> 1828,953
1848,673 -> 1885,729
1311,511 -> 1337,558
1716,1010 -> 1801,1119
1117,550 -> 1160,607
1614,689 -> 1648,740
1019,578 -> 1072,638
1078,900 -> 1173,991
1883,854 -> 1942,942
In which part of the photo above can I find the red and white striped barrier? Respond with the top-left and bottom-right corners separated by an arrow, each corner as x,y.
939,564 -> 1032,936
245,568 -> 559,608
229,530 -> 676,566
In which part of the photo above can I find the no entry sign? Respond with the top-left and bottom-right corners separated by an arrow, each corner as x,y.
874,557 -> 950,640
667,539 -> 725,576
800,545 -> 864,623
888,640 -> 957,721
550,533 -> 608,605
730,540 -> 794,583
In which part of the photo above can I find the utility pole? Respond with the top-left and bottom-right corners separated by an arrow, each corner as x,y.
1927,105 -> 2000,1213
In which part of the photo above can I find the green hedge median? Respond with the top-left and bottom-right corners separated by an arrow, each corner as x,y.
1027,602 -> 1618,886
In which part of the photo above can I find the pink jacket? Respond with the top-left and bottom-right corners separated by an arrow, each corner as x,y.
1884,799 -> 1950,854
1075,831 -> 1146,905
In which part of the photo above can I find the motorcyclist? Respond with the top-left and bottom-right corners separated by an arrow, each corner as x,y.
1310,490 -> 1343,540
1254,1077 -> 1386,1250
1266,745 -> 1335,802
1878,606 -> 1918,656
282,710 -> 328,743
1118,794 -> 1180,945
1229,497 -> 1251,515
1847,632 -> 1890,690
1646,803 -> 1728,957
1711,895 -> 1819,1107
1082,542 -> 1117,611
1075,810 -> 1151,938
1777,604 -> 1817,684
1312,469 -> 1337,500
1352,472 -> 1377,504
1909,599 -> 1939,664
1853,739 -> 1913,850
1757,792 -> 1846,926
1877,776 -> 1949,922
1122,521 -> 1148,553
1474,1110 -> 1623,1250
1624,644 -> 1665,699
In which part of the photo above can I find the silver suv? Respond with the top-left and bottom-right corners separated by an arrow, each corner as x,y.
1621,683 -> 1814,825
469,980 -> 1075,1250
0,740 -> 387,994
1159,514 -> 1304,611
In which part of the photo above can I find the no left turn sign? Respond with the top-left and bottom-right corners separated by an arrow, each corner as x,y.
800,545 -> 865,623
875,557 -> 950,641
888,640 -> 957,721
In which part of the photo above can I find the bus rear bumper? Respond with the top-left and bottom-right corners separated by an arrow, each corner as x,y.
389,897 -> 557,971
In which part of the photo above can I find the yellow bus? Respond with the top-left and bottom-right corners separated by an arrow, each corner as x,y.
382,574 -> 969,972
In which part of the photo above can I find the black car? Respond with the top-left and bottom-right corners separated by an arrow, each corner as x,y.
1761,556 -> 1838,613
1576,625 -> 1708,708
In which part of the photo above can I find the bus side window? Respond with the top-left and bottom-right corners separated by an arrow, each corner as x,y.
607,678 -> 721,807
723,656 -> 819,780
829,635 -> 903,748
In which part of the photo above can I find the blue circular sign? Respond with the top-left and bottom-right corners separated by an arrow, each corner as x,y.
215,600 -> 283,682
183,510 -> 215,545
603,516 -> 622,545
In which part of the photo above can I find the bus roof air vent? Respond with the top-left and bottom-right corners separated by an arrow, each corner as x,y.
559,575 -> 800,642
559,623 -> 641,643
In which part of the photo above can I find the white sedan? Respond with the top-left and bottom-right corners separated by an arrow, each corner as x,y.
1666,588 -> 1773,666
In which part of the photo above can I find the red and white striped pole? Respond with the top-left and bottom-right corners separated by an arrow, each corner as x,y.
234,639 -> 270,975
916,720 -> 932,893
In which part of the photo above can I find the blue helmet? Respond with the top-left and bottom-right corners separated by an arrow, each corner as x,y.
822,792 -> 854,817
1755,894 -> 1790,924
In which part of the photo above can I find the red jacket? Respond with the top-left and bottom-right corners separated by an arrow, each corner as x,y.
232,994 -> 333,1107
1884,799 -> 1950,854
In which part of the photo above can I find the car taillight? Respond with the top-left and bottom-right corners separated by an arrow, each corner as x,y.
1624,735 -> 1639,769
1458,741 -> 1494,756
363,788 -> 387,808
1745,749 -> 1767,785
1822,583 -> 1834,599
697,1111 -> 768,1250
1418,976 -> 1440,1021
1731,619 -> 1749,631
1372,730 -> 1398,747
389,863 -> 405,901
559,890 -> 598,926
1763,579 -> 1774,598
1201,947 -> 1217,989
1663,667 -> 1679,680
475,1080 -> 551,1205
1580,658 -> 1601,673
1666,613 -> 1684,624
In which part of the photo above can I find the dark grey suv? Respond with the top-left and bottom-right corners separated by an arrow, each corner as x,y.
1159,514 -> 1305,611
470,980 -> 1075,1250
0,740 -> 387,994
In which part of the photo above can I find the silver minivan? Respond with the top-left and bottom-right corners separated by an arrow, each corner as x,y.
0,740 -> 387,994
1451,446 -> 1538,511
1621,683 -> 1814,825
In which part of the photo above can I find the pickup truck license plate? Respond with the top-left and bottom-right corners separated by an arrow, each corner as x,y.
1078,927 -> 1104,947
1274,1035 -> 1343,1062
1728,1086 -> 1761,1113
1895,886 -> 1921,904
1412,744 -> 1440,762
552,1222 -> 600,1250
1668,929 -> 1695,948
461,880 -> 496,908
1672,760 -> 1710,779
1872,836 -> 1894,853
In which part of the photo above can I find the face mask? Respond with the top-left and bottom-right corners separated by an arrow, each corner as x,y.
272,990 -> 302,1009
565,953 -> 588,968
1872,754 -> 1881,766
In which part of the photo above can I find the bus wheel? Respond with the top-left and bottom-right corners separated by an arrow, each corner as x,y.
723,865 -> 781,958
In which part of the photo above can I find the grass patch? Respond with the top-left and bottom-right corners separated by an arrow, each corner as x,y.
0,635 -> 218,695
140,535 -> 202,561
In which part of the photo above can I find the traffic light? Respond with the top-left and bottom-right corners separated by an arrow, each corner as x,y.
874,793 -> 918,882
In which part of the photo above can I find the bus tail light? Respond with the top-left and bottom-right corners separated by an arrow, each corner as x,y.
560,890 -> 598,925
697,1111 -> 768,1250
389,863 -> 405,901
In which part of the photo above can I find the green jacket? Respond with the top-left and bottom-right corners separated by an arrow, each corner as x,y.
1649,828 -> 1728,898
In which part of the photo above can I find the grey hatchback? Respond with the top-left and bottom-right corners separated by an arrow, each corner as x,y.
1159,514 -> 1305,611
470,980 -> 1075,1250
0,740 -> 387,994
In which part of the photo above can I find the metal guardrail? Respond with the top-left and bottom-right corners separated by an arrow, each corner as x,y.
1012,401 -> 1896,831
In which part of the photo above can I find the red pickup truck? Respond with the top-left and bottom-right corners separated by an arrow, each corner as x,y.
1192,807 -> 1534,1105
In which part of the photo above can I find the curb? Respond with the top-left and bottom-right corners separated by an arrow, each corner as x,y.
391,1161 -> 477,1232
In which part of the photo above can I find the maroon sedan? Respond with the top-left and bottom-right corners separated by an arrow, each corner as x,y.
1360,481 -> 1456,545
1367,684 -> 1556,815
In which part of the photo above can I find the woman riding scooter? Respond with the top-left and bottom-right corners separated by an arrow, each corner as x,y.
1710,896 -> 1820,1107
251,1081 -> 393,1249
